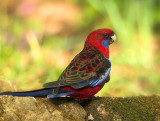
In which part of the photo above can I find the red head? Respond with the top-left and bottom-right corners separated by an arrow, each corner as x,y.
85,28 -> 116,58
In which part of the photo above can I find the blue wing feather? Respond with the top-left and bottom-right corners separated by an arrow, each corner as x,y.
89,58 -> 111,87
89,67 -> 111,87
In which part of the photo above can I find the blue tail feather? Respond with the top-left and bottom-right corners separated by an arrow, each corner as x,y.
0,88 -> 53,97
0,88 -> 76,98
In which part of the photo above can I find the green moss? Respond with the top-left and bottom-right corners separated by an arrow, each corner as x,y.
83,95 -> 160,121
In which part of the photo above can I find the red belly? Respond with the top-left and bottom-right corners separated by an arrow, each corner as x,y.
60,84 -> 104,99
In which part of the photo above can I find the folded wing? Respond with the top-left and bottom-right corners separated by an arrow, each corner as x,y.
43,52 -> 111,89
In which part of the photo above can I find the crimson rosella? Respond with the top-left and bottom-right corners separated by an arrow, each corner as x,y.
0,28 -> 116,99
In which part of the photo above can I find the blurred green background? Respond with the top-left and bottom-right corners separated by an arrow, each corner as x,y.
0,0 -> 160,97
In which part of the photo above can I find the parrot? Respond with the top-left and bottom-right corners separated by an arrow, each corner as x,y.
0,28 -> 116,99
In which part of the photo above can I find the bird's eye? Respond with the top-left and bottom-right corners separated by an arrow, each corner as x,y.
102,33 -> 109,38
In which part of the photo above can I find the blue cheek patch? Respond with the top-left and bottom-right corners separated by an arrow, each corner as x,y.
102,40 -> 109,49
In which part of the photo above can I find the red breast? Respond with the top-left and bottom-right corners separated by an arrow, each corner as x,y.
60,84 -> 104,99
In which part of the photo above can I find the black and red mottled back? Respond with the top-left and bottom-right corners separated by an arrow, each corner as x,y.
43,45 -> 111,90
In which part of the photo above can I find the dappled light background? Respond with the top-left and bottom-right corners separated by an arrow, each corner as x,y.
0,0 -> 160,97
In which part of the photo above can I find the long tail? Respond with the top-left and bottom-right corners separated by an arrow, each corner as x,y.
0,88 -> 76,98
0,88 -> 53,97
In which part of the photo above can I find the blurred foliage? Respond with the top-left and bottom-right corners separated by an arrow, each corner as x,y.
0,0 -> 160,96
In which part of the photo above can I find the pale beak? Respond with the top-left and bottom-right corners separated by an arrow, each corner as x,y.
109,34 -> 116,44
111,34 -> 116,42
